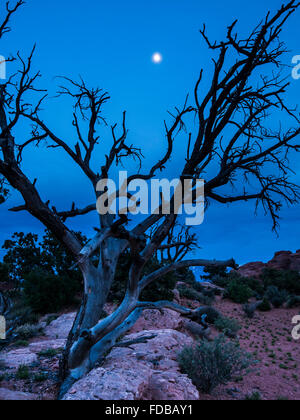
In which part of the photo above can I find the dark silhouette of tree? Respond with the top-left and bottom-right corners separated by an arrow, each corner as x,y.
0,0 -> 299,396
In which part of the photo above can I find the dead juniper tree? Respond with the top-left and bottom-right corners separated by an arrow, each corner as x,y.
0,0 -> 300,396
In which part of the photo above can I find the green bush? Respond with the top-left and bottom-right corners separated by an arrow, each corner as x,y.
16,365 -> 30,380
265,286 -> 288,308
286,295 -> 300,308
245,391 -> 262,400
224,278 -> 253,304
15,324 -> 42,340
202,265 -> 228,282
14,340 -> 29,348
261,268 -> 300,295
214,317 -> 241,338
242,303 -> 257,319
257,298 -> 271,312
6,303 -> 39,325
38,348 -> 62,358
189,306 -> 221,324
178,286 -> 200,300
178,335 -> 253,393
23,268 -> 81,314
178,285 -> 214,305
34,373 -> 48,382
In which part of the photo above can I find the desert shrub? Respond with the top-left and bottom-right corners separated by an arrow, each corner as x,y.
38,348 -> 62,358
198,293 -> 215,306
265,286 -> 289,308
34,373 -> 48,382
178,285 -> 214,305
245,391 -> 262,400
178,335 -> 253,393
214,317 -> 241,338
178,285 -> 199,300
224,278 -> 253,304
16,365 -> 30,380
257,298 -> 271,312
6,302 -> 39,326
286,295 -> 300,308
14,340 -> 29,348
211,274 -> 228,288
189,306 -> 221,324
243,303 -> 257,319
212,271 -> 264,303
202,265 -> 228,282
15,323 -> 42,340
23,268 -> 81,314
261,268 -> 300,295
240,276 -> 264,296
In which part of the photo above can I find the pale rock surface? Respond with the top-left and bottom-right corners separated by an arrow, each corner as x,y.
63,329 -> 199,401
42,308 -> 182,341
43,312 -> 76,340
0,348 -> 38,368
129,309 -> 182,333
0,388 -> 38,400
29,339 -> 66,353
0,339 -> 66,369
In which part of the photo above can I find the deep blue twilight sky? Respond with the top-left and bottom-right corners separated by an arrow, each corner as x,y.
0,0 -> 300,265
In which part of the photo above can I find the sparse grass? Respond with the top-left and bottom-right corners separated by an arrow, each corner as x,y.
38,348 -> 62,358
245,391 -> 262,400
15,324 -> 43,340
34,373 -> 48,382
13,340 -> 29,348
16,365 -> 30,380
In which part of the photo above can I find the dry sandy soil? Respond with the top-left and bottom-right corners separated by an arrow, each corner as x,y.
204,299 -> 300,400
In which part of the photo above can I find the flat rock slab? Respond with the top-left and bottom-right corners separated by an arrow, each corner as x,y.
43,313 -> 76,340
0,348 -> 38,368
29,339 -> 66,353
64,329 -> 199,401
0,388 -> 38,400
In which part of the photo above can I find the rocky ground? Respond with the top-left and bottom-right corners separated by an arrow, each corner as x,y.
0,297 -> 299,400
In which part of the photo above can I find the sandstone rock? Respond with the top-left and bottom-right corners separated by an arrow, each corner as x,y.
237,262 -> 265,278
0,348 -> 38,368
29,339 -> 66,353
43,312 -> 76,340
173,288 -> 181,303
129,309 -> 182,334
237,250 -> 300,279
63,329 -> 199,401
63,366 -> 152,400
267,251 -> 300,272
0,388 -> 38,400
145,371 -> 199,400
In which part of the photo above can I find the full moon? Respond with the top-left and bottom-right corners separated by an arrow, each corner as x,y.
152,52 -> 163,64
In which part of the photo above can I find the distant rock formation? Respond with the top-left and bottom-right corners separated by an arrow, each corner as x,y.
238,250 -> 300,278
